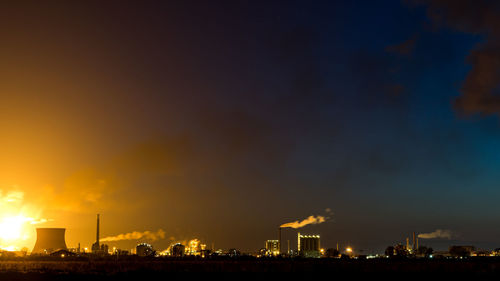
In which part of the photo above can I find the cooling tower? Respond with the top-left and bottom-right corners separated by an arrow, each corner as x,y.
32,228 -> 67,254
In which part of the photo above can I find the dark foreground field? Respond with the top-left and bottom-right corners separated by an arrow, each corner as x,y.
0,259 -> 499,280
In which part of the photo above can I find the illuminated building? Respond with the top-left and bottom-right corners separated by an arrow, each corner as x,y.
171,243 -> 185,257
136,243 -> 155,257
186,239 -> 200,255
297,233 -> 320,258
49,249 -> 76,258
31,228 -> 68,254
265,240 -> 280,256
113,249 -> 129,256
200,244 -> 210,258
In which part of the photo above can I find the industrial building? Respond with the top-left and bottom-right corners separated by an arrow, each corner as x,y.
32,228 -> 68,254
404,232 -> 420,253
298,233 -> 320,258
136,243 -> 155,257
170,243 -> 185,257
186,239 -> 201,255
265,240 -> 280,256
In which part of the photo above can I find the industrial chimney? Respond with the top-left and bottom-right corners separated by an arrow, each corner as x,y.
412,232 -> 416,252
31,228 -> 67,254
96,214 -> 100,246
91,214 -> 100,253
278,227 -> 282,255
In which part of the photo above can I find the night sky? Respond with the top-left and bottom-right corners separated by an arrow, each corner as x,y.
0,0 -> 500,254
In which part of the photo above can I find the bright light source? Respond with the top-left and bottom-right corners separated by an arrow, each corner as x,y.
0,215 -> 30,241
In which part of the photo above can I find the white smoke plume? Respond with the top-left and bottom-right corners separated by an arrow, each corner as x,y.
101,229 -> 166,242
418,229 -> 452,239
29,218 -> 54,224
280,215 -> 326,229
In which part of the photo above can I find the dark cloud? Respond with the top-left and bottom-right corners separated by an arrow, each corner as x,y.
267,26 -> 332,113
349,49 -> 412,107
414,0 -> 500,116
457,44 -> 500,115
385,34 -> 419,56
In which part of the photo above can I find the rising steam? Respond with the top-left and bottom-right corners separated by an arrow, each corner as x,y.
280,215 -> 326,229
28,218 -> 54,225
418,229 -> 452,239
101,229 -> 166,242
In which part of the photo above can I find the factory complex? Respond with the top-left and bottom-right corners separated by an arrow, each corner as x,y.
0,214 -> 494,260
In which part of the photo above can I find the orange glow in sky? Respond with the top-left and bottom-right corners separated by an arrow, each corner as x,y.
0,215 -> 33,251
0,215 -> 27,240
0,190 -> 49,251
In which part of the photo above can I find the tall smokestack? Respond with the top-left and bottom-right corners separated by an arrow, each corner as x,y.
96,214 -> 100,247
278,227 -> 282,255
412,232 -> 416,251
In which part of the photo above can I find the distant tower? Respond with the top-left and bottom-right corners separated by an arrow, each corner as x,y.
412,232 -> 416,251
91,214 -> 100,253
278,227 -> 282,255
97,214 -> 100,246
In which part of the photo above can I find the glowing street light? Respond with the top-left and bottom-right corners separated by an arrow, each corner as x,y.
346,247 -> 353,255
